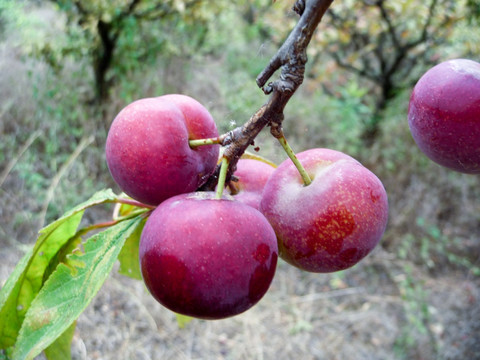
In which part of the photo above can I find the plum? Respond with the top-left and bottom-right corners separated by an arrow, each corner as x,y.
105,95 -> 219,205
226,159 -> 276,210
260,148 -> 388,273
408,58 -> 480,174
139,192 -> 278,319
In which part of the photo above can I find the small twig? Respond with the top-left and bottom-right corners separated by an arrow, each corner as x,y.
376,0 -> 401,50
39,135 -> 94,226
0,130 -> 41,187
201,0 -> 334,190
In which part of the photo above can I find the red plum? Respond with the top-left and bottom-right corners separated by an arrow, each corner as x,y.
105,95 -> 219,205
260,148 -> 388,273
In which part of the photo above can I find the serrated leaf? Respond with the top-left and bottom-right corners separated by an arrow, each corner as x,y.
43,321 -> 76,360
118,218 -> 146,280
12,216 -> 143,360
0,189 -> 118,353
0,213 -> 82,353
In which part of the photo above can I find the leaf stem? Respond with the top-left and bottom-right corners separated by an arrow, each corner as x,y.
76,209 -> 150,237
216,157 -> 230,199
189,137 -> 222,148
115,197 -> 156,209
278,135 -> 312,186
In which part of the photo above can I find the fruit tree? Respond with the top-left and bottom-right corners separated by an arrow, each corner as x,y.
1,0 -> 477,359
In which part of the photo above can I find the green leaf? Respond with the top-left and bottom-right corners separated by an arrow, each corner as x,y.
43,321 -> 76,360
0,251 -> 32,359
118,218 -> 146,280
42,235 -> 83,286
0,213 -> 82,353
12,215 -> 143,360
175,313 -> 193,329
0,189 -> 118,353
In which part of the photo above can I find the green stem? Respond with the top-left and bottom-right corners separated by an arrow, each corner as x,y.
278,136 -> 312,186
216,156 -> 230,199
189,137 -> 222,148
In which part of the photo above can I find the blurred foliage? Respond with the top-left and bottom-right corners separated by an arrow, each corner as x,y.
397,217 -> 480,276
22,0 -> 225,102
394,265 -> 435,359
270,0 -> 469,146
466,0 -> 480,23
317,0 -> 466,145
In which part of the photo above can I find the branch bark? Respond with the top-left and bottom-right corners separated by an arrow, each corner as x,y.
200,0 -> 334,190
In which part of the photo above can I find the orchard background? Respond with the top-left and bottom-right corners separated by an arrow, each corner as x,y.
0,0 -> 479,359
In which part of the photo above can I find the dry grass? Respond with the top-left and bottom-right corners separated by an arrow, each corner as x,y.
2,234 -> 477,360
7,248 -> 470,360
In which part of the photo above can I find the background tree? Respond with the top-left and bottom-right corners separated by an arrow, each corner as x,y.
466,0 -> 480,23
40,0 -> 222,104
310,0 -> 465,146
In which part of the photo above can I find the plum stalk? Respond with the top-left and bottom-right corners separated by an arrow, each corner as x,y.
215,157 -> 230,199
189,137 -> 224,148
277,135 -> 312,186
114,198 -> 156,209
198,0 -> 334,191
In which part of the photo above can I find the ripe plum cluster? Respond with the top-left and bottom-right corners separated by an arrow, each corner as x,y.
106,94 -> 389,319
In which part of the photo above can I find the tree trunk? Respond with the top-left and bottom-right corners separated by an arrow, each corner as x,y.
93,20 -> 116,103
360,77 -> 396,147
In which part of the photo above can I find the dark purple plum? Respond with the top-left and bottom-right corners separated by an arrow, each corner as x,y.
139,192 -> 278,320
408,59 -> 480,174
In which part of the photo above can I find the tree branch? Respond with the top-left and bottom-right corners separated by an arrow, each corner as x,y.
376,0 -> 401,51
200,0 -> 334,190
404,0 -> 439,50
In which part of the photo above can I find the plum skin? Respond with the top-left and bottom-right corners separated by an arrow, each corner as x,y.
227,159 -> 275,210
105,94 -> 219,205
139,192 -> 278,320
408,58 -> 480,174
260,148 -> 389,273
